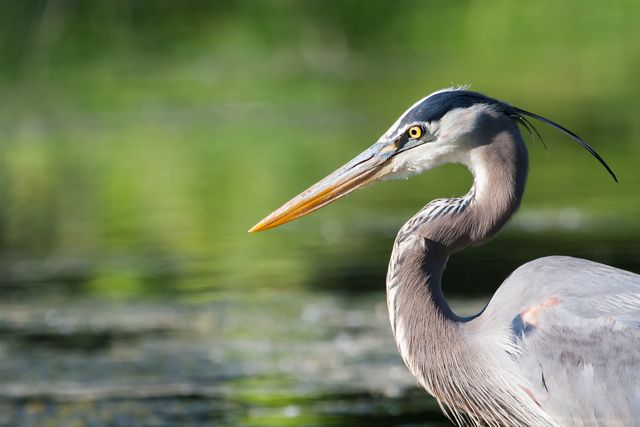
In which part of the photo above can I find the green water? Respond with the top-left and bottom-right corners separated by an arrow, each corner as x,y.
0,293 -> 473,426
0,1 -> 639,425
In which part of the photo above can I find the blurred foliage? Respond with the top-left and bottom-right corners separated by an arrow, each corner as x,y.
0,0 -> 639,297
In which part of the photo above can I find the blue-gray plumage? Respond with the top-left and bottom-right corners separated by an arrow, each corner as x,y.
250,87 -> 640,426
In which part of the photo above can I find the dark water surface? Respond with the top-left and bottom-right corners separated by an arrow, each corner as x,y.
0,292 -> 485,426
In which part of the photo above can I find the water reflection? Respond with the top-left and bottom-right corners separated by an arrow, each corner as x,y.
0,293 -> 478,426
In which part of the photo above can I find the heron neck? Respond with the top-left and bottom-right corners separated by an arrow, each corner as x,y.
386,122 -> 528,397
422,127 -> 529,252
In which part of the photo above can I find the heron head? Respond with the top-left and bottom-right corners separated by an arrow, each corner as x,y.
250,88 -> 616,232
373,89 -> 515,180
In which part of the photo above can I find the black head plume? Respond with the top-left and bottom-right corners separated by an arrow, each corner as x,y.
510,106 -> 618,183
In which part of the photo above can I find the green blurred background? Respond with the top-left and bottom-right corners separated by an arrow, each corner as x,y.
0,1 -> 638,426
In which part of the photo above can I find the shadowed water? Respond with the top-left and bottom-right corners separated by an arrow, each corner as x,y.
0,293 -> 484,426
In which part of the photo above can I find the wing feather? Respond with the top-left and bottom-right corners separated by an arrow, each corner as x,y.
483,256 -> 640,426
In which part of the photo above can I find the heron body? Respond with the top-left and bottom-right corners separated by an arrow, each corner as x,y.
251,88 -> 640,426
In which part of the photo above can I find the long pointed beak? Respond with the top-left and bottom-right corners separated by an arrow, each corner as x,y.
249,145 -> 391,232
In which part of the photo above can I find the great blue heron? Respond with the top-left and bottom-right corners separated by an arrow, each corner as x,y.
249,88 -> 640,426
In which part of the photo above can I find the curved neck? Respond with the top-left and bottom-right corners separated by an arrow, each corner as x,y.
415,126 -> 528,252
386,119 -> 528,400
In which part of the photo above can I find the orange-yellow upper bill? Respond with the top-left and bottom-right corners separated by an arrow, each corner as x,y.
249,148 -> 390,232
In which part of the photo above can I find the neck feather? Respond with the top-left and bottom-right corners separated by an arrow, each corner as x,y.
386,118 -> 529,420
399,122 -> 528,251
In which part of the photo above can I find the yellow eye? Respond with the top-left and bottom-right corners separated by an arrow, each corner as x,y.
407,125 -> 424,139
